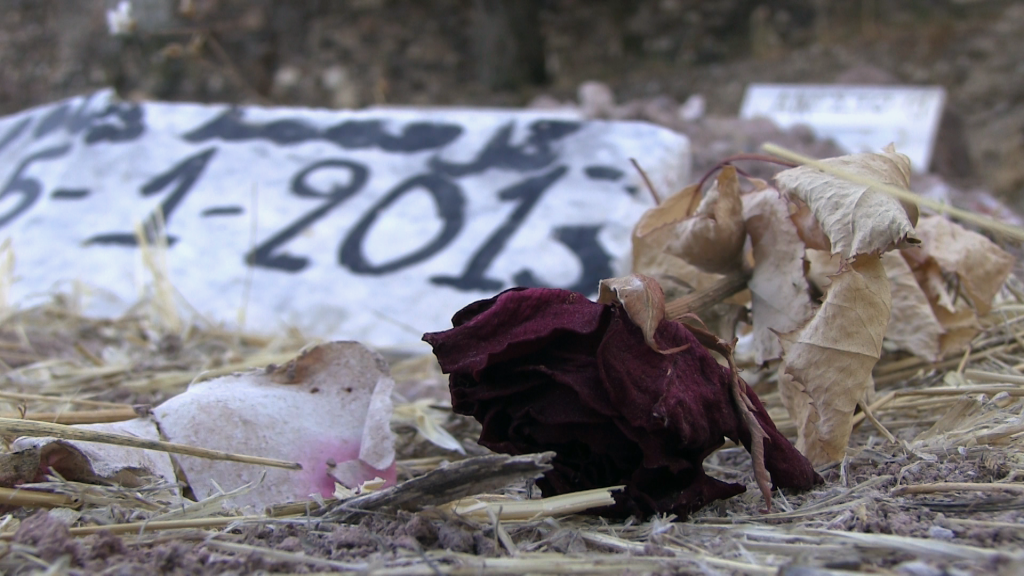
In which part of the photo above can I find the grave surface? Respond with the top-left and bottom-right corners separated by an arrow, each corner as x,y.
0,91 -> 690,347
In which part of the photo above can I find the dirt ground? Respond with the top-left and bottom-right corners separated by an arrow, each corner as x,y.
2,0 -> 1024,204
3,1 -> 1024,574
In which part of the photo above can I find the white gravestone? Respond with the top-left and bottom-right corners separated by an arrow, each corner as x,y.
740,84 -> 946,172
0,90 -> 690,348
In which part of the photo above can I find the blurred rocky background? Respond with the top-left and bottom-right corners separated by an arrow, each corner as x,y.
2,0 -> 1024,212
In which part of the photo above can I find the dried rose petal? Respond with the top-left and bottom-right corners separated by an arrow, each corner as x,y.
423,287 -> 820,519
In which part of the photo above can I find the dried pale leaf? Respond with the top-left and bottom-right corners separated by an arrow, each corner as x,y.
775,147 -> 919,260
790,198 -> 831,252
742,188 -> 816,364
632,224 -> 724,296
392,400 -> 465,454
778,256 -> 891,466
914,215 -> 1014,315
881,252 -> 943,362
154,341 -> 397,509
804,249 -> 842,293
632,204 -> 744,342
664,166 -> 746,274
901,246 -> 981,356
597,274 -> 689,354
902,248 -> 957,313
634,183 -> 701,238
935,304 -> 982,357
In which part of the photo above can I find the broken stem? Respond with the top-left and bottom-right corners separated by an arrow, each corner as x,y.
630,158 -> 662,205
0,407 -> 141,425
725,352 -> 772,512
680,324 -> 772,512
664,268 -> 752,320
696,153 -> 799,192
0,486 -> 78,509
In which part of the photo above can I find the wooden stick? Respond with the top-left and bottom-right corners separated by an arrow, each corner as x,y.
321,452 -> 554,521
963,370 -> 1024,385
894,386 -> 1024,397
0,407 -> 140,425
0,391 -> 129,408
630,158 -> 662,205
65,515 -> 264,537
204,540 -> 366,571
0,418 -> 302,470
665,269 -> 752,320
893,482 -> 1024,496
0,486 -> 78,508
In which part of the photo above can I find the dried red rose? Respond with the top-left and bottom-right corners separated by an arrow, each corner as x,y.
423,287 -> 821,519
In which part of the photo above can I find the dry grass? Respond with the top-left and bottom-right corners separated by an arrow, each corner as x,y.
0,277 -> 1021,574
1,218 -> 1023,573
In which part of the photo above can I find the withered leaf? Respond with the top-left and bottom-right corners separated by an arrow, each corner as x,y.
742,188 -> 816,364
789,198 -> 831,252
882,251 -> 943,362
913,215 -> 1014,316
804,249 -> 842,294
664,166 -> 746,274
778,255 -> 891,466
634,183 -> 701,239
597,274 -> 689,354
900,216 -> 1014,356
933,305 -> 983,357
774,146 -> 919,260
632,221 -> 744,342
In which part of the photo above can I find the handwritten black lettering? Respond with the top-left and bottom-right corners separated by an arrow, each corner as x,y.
340,173 -> 464,275
246,159 -> 369,272
512,224 -> 613,294
33,104 -> 71,139
0,144 -> 72,229
33,93 -> 100,140
431,165 -> 567,291
0,118 -> 31,154
429,120 -> 580,177
183,109 -> 463,153
86,147 -> 216,246
202,206 -> 243,217
84,102 -> 145,144
51,189 -> 90,200
584,165 -> 624,181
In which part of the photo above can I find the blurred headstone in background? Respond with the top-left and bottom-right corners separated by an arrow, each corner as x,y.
739,83 -> 947,173
0,90 -> 690,349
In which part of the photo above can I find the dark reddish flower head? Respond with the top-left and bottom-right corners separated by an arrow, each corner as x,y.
423,287 -> 820,519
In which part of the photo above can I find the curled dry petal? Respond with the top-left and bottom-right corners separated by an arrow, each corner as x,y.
804,249 -> 842,294
631,179 -> 746,343
634,183 -> 701,239
789,198 -> 831,252
881,251 -> 943,362
774,146 -> 919,260
742,188 -> 816,364
778,255 -> 891,466
597,274 -> 689,354
912,215 -> 1014,316
664,166 -> 747,274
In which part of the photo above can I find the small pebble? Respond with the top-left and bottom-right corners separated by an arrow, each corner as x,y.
927,525 -> 955,540
896,560 -> 943,576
